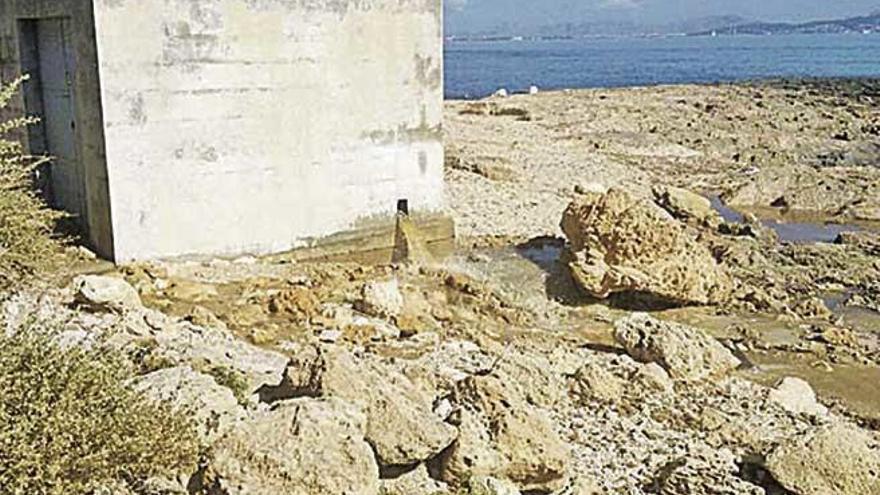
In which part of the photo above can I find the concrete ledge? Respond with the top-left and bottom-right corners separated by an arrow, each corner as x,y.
268,213 -> 455,265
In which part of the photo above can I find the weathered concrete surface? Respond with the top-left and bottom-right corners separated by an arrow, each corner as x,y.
2,0 -> 444,262
92,0 -> 445,261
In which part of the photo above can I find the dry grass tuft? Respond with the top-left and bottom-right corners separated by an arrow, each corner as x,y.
0,76 -> 65,292
0,327 -> 200,494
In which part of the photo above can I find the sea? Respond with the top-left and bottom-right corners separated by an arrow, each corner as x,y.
444,33 -> 880,99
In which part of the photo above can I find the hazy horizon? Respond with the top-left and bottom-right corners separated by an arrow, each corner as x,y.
445,0 -> 880,35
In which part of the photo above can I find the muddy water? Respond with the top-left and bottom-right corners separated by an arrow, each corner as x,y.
745,352 -> 880,420
709,196 -> 866,243
453,239 -> 880,420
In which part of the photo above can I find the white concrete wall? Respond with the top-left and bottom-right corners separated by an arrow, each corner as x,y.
92,0 -> 444,261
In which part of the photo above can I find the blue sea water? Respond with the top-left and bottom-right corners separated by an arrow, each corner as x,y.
444,33 -> 880,99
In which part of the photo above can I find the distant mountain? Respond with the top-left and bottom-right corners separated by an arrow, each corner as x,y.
691,12 -> 880,36
446,15 -> 753,40
661,15 -> 750,35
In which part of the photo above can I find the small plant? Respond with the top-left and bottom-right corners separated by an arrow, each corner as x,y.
0,76 -> 64,292
0,327 -> 199,494
205,365 -> 251,405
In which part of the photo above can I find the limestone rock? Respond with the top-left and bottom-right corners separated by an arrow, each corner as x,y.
281,345 -> 457,467
133,366 -> 245,444
570,362 -> 625,404
380,464 -> 450,495
468,476 -> 521,495
204,398 -> 379,495
614,313 -> 740,382
765,424 -> 880,495
633,362 -> 675,394
560,188 -> 732,305
652,185 -> 720,226
768,377 -> 828,417
357,278 -> 404,318
73,275 -> 142,312
152,323 -> 289,395
443,375 -> 570,492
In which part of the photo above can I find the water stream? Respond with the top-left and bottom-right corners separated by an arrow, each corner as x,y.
709,196 -> 864,243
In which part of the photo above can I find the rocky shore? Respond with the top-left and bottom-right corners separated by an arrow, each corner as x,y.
5,80 -> 880,494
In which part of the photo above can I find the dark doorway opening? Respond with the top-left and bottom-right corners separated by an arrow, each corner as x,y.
18,17 -> 87,230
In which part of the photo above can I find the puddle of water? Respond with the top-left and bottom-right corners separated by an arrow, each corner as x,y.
744,351 -> 880,420
709,196 -> 864,244
822,291 -> 880,334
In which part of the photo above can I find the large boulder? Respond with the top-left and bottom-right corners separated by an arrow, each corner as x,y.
204,398 -> 380,495
560,188 -> 732,305
280,345 -> 457,467
442,375 -> 570,492
614,313 -> 740,382
765,424 -> 880,495
133,366 -> 245,445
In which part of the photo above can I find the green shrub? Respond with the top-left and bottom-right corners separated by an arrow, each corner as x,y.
0,327 -> 199,494
0,76 -> 64,292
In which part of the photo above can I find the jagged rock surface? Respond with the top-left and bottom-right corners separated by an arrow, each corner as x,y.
614,313 -> 741,382
204,398 -> 380,495
561,188 -> 732,305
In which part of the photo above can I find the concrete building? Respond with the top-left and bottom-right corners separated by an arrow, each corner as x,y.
0,0 -> 445,262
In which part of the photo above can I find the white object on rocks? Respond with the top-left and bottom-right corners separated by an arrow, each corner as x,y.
529,85 -> 539,95
768,377 -> 828,416
357,278 -> 404,318
493,88 -> 509,98
318,329 -> 342,343
73,275 -> 142,312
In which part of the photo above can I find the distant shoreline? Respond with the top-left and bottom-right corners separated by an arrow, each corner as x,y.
445,77 -> 880,101
444,31 -> 880,44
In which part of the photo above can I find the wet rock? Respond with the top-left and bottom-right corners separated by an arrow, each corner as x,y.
561,188 -> 732,305
393,214 -> 436,265
204,398 -> 379,495
357,278 -> 404,318
443,375 -> 570,492
281,345 -> 457,467
652,185 -> 720,227
768,377 -> 828,417
765,424 -> 880,495
133,366 -> 245,445
380,465 -> 450,495
73,275 -> 142,312
614,313 -> 741,382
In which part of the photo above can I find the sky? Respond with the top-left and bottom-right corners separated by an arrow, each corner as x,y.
445,0 -> 880,34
